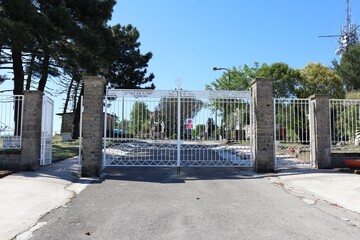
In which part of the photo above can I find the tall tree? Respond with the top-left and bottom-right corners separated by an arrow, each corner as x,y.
206,64 -> 259,91
128,101 -> 150,137
0,0 -> 38,95
104,24 -> 155,89
297,63 -> 345,99
333,43 -> 360,91
258,62 -> 301,98
156,97 -> 203,139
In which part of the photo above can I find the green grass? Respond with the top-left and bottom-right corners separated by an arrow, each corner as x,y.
52,135 -> 80,162
346,91 -> 360,99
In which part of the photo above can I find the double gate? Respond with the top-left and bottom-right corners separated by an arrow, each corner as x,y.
103,89 -> 253,167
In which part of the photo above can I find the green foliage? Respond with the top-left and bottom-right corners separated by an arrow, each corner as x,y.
194,124 -> 206,138
258,62 -> 301,98
206,64 -> 259,91
104,24 -> 155,89
0,0 -> 155,97
128,101 -> 150,136
206,118 -> 216,136
207,62 -> 303,98
346,91 -> 360,99
334,43 -> 360,91
331,104 -> 360,142
297,63 -> 345,98
156,97 -> 203,139
275,102 -> 310,142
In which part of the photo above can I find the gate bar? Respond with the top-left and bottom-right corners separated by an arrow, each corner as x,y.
177,88 -> 181,167
103,89 -> 108,167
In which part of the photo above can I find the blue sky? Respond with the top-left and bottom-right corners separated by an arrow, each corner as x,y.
111,0 -> 360,90
2,0 -> 360,132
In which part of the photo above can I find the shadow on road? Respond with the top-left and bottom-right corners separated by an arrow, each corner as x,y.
102,166 -> 254,184
5,158 -> 350,186
102,166 -> 350,184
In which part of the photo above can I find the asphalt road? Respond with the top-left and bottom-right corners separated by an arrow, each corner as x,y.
29,167 -> 360,240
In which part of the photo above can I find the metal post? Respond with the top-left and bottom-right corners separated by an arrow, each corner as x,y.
78,96 -> 83,165
175,78 -> 182,170
122,96 -> 124,136
177,88 -> 181,167
103,89 -> 108,167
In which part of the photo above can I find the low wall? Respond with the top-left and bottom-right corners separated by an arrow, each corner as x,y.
331,152 -> 360,168
0,150 -> 21,171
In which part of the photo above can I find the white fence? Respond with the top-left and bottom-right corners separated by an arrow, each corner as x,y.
0,95 -> 23,150
274,98 -> 312,168
330,99 -> 360,152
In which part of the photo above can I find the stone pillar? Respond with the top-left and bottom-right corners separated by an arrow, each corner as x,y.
251,78 -> 275,173
82,76 -> 105,177
309,95 -> 331,169
21,91 -> 43,170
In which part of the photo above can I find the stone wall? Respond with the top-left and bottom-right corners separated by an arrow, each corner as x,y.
0,151 -> 21,171
331,152 -> 360,168
59,112 -> 75,133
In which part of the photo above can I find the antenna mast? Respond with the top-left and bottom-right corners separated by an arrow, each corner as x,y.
319,0 -> 359,57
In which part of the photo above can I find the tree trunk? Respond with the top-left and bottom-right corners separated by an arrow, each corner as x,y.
72,80 -> 80,112
11,46 -> 24,136
72,83 -> 83,139
25,53 -> 36,90
37,51 -> 50,92
12,47 -> 24,95
62,77 -> 74,114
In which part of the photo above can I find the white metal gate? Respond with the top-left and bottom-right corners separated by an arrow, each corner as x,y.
40,95 -> 54,165
103,89 -> 253,167
274,98 -> 313,168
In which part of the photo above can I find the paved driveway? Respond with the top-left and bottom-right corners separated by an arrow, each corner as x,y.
29,167 -> 360,240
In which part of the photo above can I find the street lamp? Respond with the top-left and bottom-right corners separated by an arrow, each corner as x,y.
212,67 -> 231,84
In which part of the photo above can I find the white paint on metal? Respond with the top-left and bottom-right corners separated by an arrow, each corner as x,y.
40,95 -> 54,166
330,99 -> 360,152
78,96 -> 83,165
103,88 -> 253,167
177,87 -> 181,167
0,95 -> 23,150
274,98 -> 312,169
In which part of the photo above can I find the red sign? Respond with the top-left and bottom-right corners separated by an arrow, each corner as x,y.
186,118 -> 193,129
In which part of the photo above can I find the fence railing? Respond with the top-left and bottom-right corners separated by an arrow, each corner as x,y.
274,98 -> 312,168
0,95 -> 24,150
330,99 -> 360,152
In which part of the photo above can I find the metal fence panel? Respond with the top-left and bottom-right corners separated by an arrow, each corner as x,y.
40,95 -> 54,165
0,95 -> 23,150
330,99 -> 360,152
103,89 -> 252,167
274,98 -> 312,168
